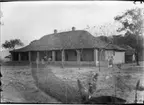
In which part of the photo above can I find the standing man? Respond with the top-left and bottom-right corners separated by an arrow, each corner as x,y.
132,54 -> 136,62
108,56 -> 113,68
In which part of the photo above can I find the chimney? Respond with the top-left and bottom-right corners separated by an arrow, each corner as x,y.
54,29 -> 57,34
72,27 -> 76,31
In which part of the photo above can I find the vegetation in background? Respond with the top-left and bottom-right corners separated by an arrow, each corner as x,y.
2,39 -> 24,60
114,7 -> 144,65
90,8 -> 144,64
2,39 -> 24,50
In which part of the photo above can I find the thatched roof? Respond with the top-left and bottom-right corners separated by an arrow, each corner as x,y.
119,45 -> 135,55
11,30 -> 125,52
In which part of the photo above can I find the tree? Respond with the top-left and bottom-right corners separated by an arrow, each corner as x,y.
98,36 -> 112,43
134,1 -> 144,4
112,35 -> 125,45
2,39 -> 24,50
84,23 -> 117,37
114,8 -> 144,65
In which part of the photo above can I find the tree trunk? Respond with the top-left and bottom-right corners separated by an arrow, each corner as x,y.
135,51 -> 139,66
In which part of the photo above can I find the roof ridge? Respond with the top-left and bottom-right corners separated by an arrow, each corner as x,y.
43,29 -> 86,36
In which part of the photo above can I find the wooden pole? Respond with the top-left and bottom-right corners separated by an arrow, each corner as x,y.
79,49 -> 83,70
76,49 -> 81,69
61,49 -> 65,68
99,49 -> 102,72
18,52 -> 21,62
36,51 -> 39,72
28,51 -> 31,62
94,49 -> 98,67
99,42 -> 111,72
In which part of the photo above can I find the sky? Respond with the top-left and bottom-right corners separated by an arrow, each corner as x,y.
0,1 -> 144,50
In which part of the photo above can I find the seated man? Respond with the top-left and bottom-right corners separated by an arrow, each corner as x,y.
44,56 -> 48,61
48,57 -> 52,61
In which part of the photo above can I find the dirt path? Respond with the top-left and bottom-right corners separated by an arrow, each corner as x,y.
1,66 -> 59,103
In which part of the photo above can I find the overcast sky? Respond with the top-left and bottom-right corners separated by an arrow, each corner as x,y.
0,1 -> 143,50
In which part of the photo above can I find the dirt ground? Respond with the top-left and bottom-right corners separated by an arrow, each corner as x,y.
0,65 -> 59,103
51,64 -> 144,103
0,62 -> 144,103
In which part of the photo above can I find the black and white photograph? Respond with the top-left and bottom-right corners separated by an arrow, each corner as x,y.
0,0 -> 144,104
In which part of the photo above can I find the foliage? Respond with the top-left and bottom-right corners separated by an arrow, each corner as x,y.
90,8 -> 144,53
98,36 -> 113,43
114,7 -> 144,63
114,8 -> 143,34
2,39 -> 24,50
134,1 -> 144,4
5,55 -> 11,59
114,8 -> 144,49
84,23 -> 117,37
112,35 -> 124,45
